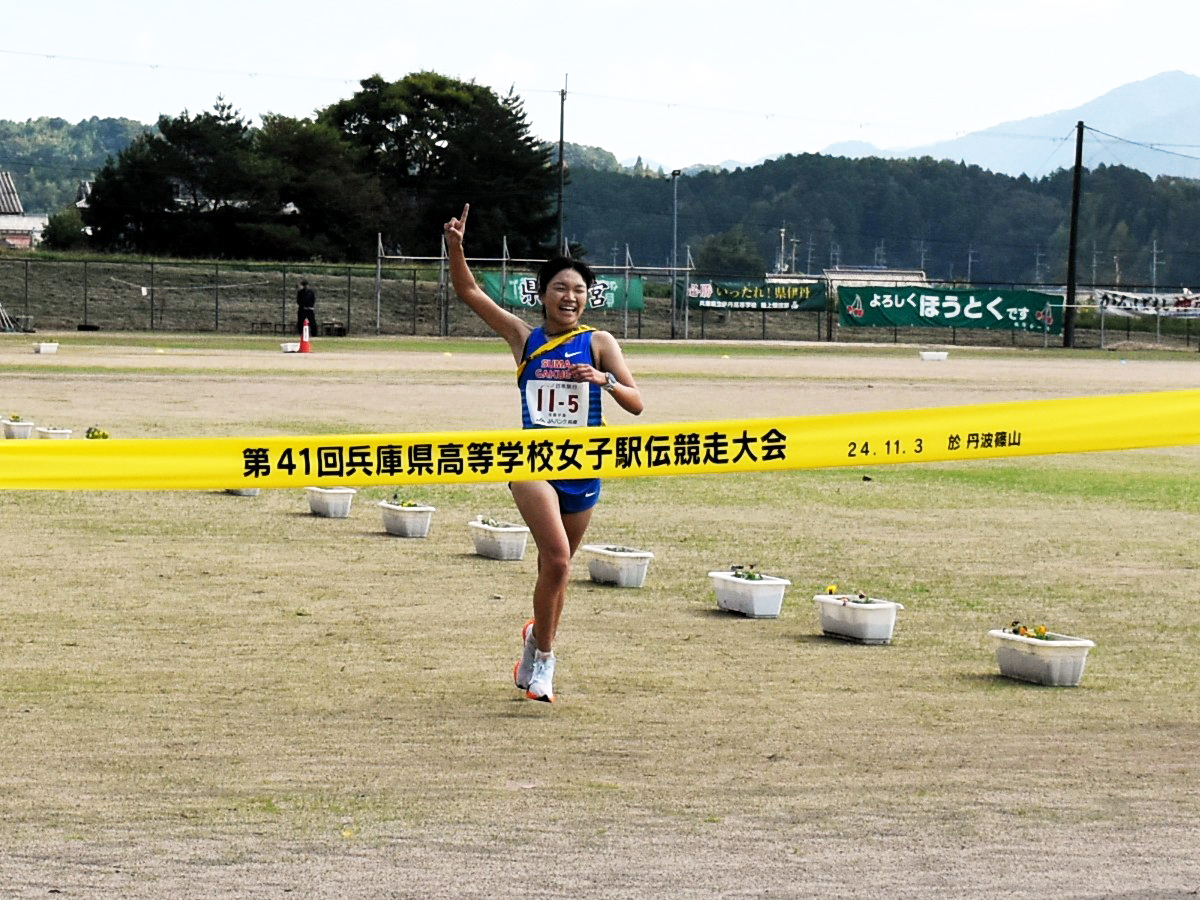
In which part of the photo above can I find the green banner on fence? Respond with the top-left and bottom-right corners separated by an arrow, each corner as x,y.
480,273 -> 645,311
838,285 -> 1062,333
685,279 -> 826,311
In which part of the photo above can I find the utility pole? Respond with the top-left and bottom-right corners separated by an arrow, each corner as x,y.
556,75 -> 567,254
777,227 -> 786,273
1064,120 -> 1084,348
671,169 -> 681,338
967,247 -> 978,282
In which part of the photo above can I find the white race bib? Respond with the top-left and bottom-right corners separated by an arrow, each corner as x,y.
525,379 -> 591,427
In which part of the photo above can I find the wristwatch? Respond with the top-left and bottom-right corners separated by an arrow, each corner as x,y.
603,371 -> 619,392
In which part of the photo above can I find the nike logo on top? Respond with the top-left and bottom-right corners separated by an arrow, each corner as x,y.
565,351 -> 582,358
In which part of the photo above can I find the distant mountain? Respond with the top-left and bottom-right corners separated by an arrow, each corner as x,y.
598,71 -> 1200,180
0,116 -> 152,212
620,156 -> 773,175
825,71 -> 1200,179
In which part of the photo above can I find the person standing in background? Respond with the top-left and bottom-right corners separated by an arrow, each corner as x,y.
296,279 -> 317,335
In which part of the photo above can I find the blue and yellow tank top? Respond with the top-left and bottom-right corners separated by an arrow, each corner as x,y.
518,326 -> 603,429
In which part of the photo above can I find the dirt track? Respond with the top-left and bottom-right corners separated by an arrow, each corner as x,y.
5,337 -> 1198,434
1,336 -> 1198,899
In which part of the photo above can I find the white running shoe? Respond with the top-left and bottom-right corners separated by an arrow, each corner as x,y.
525,651 -> 556,703
512,620 -> 536,690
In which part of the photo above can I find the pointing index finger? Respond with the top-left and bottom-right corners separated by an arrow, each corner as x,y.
460,203 -> 469,226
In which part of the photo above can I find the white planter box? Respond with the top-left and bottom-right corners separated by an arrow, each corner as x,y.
379,501 -> 436,538
33,342 -> 59,354
919,350 -> 948,361
35,426 -> 72,439
988,629 -> 1095,686
225,488 -> 261,497
281,342 -> 300,353
2,420 -> 35,439
709,571 -> 791,618
814,594 -> 904,644
581,544 -> 654,588
305,486 -> 356,518
468,519 -> 530,560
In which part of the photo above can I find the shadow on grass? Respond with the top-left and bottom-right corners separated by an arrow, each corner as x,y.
955,671 -> 1091,690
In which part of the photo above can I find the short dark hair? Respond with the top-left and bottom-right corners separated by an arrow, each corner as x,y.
537,257 -> 595,294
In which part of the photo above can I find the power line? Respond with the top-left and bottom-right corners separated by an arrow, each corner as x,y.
1084,124 -> 1200,163
0,46 -> 356,88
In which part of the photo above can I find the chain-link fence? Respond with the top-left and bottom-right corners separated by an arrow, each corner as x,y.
2,255 -> 1197,350
0,257 -> 408,336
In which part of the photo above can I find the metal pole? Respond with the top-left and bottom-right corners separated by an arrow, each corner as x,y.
622,263 -> 630,340
684,245 -> 692,339
501,236 -> 509,308
83,260 -> 89,326
439,236 -> 448,337
375,233 -> 382,334
557,76 -> 567,253
1064,121 -> 1084,348
671,169 -> 681,339
214,261 -> 220,331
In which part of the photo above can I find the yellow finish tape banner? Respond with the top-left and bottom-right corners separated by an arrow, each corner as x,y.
1,390 -> 1197,491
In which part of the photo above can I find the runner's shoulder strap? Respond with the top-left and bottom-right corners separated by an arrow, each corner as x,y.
515,326 -> 594,380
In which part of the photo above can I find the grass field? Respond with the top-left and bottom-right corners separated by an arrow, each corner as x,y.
1,333 -> 1198,898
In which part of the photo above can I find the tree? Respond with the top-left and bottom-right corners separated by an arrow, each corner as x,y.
319,73 -> 557,258
83,98 -> 386,260
695,226 -> 767,276
156,96 -> 264,215
253,115 -> 386,261
84,97 -> 270,257
40,205 -> 90,250
84,131 -> 178,254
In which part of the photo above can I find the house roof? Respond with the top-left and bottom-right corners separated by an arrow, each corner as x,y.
822,266 -> 928,287
0,172 -> 25,215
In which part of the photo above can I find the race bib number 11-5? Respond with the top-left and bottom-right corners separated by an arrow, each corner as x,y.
525,379 -> 590,427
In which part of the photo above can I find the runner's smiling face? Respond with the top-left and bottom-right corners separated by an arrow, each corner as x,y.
541,269 -> 589,333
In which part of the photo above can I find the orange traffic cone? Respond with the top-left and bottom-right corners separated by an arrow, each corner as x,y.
299,319 -> 313,353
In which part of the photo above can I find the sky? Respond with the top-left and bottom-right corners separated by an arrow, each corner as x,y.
5,0 -> 1199,170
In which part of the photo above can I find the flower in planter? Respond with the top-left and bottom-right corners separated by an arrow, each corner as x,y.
388,491 -> 423,507
603,545 -> 638,553
85,426 -> 110,439
7,414 -> 21,422
476,514 -> 520,528
823,583 -> 874,602
729,565 -> 764,581
1007,620 -> 1049,640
